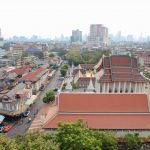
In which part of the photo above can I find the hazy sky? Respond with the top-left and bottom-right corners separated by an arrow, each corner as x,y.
0,0 -> 150,38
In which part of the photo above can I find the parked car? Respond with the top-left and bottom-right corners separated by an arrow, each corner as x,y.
39,85 -> 45,91
27,117 -> 32,123
23,110 -> 30,117
53,88 -> 58,92
0,126 -> 4,132
3,125 -> 12,133
59,77 -> 64,80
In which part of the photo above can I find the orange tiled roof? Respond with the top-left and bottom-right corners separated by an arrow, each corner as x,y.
80,64 -> 95,70
44,114 -> 150,129
13,65 -> 32,75
44,93 -> 150,130
20,67 -> 45,82
59,93 -> 149,113
99,55 -> 145,82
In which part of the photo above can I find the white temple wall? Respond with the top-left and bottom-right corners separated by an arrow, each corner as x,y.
99,82 -> 145,93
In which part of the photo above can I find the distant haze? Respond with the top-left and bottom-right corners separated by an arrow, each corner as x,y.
0,0 -> 150,38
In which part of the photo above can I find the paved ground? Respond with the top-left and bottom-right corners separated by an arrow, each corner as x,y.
28,104 -> 58,131
6,69 -> 62,138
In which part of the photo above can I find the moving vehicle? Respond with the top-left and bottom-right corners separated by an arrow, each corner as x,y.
23,110 -> 30,117
3,125 -> 12,133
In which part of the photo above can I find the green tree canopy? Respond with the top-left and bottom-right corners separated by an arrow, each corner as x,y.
56,120 -> 102,150
22,51 -> 28,57
66,49 -> 110,66
43,90 -> 55,103
61,64 -> 68,70
0,134 -> 18,150
125,133 -> 143,150
49,53 -> 55,57
15,131 -> 59,150
60,69 -> 67,77
93,131 -> 118,150
33,51 -> 44,59
2,55 -> 8,59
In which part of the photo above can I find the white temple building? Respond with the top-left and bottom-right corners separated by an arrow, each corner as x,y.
94,55 -> 146,93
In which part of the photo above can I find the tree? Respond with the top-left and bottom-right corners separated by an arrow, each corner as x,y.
49,53 -> 55,57
43,90 -> 55,103
62,64 -> 68,70
93,131 -> 118,150
33,51 -> 44,59
0,134 -> 18,150
60,64 -> 68,77
71,82 -> 77,89
125,133 -> 143,150
22,51 -> 28,57
60,69 -> 67,77
56,120 -> 102,150
2,55 -> 8,59
15,131 -> 59,150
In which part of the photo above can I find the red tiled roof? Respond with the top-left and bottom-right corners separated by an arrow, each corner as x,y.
78,77 -> 95,81
80,64 -> 95,70
111,67 -> 131,72
44,93 -> 150,130
44,114 -> 150,129
111,55 -> 131,66
73,69 -> 86,75
100,75 -> 111,82
131,58 -> 137,68
13,65 -> 32,75
20,67 -> 45,82
99,55 -> 145,83
133,68 -> 138,73
59,93 -> 149,113
103,57 -> 110,68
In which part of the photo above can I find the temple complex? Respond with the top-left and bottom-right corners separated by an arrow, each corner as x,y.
72,55 -> 146,93
43,55 -> 150,135
95,55 -> 146,93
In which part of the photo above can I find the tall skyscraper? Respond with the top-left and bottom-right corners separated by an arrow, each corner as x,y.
71,29 -> 82,43
88,24 -> 109,47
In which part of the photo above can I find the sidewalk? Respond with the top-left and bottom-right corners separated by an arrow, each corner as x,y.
28,103 -> 58,131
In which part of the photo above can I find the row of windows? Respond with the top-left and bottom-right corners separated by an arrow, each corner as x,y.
100,88 -> 134,93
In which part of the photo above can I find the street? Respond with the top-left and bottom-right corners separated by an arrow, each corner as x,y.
6,69 -> 62,138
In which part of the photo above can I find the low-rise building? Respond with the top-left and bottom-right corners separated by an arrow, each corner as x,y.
12,64 -> 32,77
139,53 -> 150,67
0,48 -> 7,58
0,83 -> 32,116
43,93 -> 150,136
19,67 -> 49,94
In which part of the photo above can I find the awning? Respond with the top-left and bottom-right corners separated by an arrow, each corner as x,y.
0,115 -> 5,124
48,70 -> 56,77
25,99 -> 34,105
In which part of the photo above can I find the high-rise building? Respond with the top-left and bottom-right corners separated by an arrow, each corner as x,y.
71,29 -> 82,43
0,28 -> 4,47
88,24 -> 109,47
0,28 -> 1,37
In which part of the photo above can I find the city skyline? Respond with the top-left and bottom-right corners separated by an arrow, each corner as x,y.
0,0 -> 150,38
